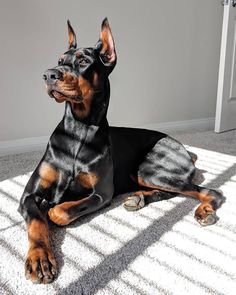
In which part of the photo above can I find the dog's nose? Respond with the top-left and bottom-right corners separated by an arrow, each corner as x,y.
43,69 -> 62,84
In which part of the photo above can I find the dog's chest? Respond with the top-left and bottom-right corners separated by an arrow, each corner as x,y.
70,124 -> 111,177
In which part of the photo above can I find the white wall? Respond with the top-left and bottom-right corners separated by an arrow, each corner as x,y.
0,0 -> 223,142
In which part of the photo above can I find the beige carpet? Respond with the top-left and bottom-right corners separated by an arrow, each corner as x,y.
0,129 -> 236,295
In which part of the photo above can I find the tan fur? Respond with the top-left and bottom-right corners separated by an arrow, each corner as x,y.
27,219 -> 49,247
100,23 -> 116,62
26,219 -> 57,283
39,162 -> 59,189
68,29 -> 75,48
72,76 -> 94,118
77,171 -> 98,189
48,197 -> 90,226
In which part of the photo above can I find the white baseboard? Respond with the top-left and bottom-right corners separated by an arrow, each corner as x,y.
0,117 -> 214,156
0,135 -> 49,156
141,117 -> 215,133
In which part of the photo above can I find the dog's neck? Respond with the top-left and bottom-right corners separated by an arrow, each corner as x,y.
64,102 -> 108,129
63,80 -> 110,131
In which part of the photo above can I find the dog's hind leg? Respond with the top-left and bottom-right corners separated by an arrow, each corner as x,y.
180,183 -> 225,226
130,176 -> 225,226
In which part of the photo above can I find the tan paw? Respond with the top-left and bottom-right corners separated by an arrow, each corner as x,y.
48,205 -> 71,226
25,246 -> 57,284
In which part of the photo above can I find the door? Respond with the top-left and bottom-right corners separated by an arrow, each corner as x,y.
215,0 -> 236,132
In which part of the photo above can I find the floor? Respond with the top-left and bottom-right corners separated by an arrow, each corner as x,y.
0,129 -> 236,295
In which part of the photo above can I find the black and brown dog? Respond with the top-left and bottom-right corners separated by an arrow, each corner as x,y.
18,18 -> 224,284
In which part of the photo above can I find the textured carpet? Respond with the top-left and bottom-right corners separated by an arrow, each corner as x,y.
0,129 -> 236,295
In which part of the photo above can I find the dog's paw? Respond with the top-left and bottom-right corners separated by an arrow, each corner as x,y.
194,205 -> 218,226
48,205 -> 71,226
195,211 -> 218,226
123,194 -> 145,211
25,246 -> 57,284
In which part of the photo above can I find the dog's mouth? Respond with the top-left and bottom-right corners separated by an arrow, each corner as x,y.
49,90 -> 83,104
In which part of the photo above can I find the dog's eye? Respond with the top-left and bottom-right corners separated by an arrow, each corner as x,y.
58,59 -> 63,66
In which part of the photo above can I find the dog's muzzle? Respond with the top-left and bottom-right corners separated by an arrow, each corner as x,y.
43,69 -> 63,84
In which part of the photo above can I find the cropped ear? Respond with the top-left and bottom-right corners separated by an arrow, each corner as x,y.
96,18 -> 116,67
67,20 -> 77,49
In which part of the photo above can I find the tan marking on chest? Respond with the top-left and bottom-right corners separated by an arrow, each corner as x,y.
39,162 -> 59,189
76,171 -> 98,189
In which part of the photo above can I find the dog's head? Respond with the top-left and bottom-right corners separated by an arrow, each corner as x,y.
43,18 -> 116,120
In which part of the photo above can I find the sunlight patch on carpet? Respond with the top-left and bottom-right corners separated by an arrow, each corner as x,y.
0,146 -> 236,295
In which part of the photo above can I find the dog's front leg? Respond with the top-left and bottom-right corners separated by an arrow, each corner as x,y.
48,193 -> 110,226
18,158 -> 73,283
19,195 -> 57,284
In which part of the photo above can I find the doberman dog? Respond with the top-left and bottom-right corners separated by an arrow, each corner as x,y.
18,18 -> 224,284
